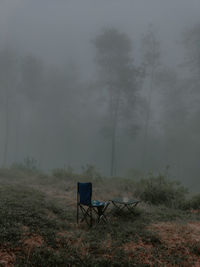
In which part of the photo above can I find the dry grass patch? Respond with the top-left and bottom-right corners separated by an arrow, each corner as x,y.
149,221 -> 200,266
149,221 -> 200,244
0,249 -> 16,267
123,237 -> 157,266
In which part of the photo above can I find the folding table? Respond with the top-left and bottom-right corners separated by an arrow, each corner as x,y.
110,197 -> 140,214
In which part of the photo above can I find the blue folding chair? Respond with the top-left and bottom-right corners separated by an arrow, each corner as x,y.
77,182 -> 110,227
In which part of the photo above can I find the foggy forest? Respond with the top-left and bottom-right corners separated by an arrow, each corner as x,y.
0,1 -> 200,266
1,0 -> 200,190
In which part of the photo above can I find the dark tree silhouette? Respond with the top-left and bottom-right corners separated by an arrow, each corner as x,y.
94,28 -> 140,176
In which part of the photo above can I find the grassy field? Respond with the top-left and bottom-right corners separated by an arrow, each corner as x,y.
0,167 -> 199,266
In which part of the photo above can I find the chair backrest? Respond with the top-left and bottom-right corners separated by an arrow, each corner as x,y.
77,182 -> 92,206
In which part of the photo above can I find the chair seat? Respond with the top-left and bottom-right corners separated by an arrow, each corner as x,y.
91,200 -> 108,207
77,182 -> 110,227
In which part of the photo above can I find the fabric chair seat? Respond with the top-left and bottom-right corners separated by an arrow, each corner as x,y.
91,200 -> 108,207
77,182 -> 110,227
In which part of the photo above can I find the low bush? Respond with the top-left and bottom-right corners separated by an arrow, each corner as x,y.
11,156 -> 40,174
51,166 -> 75,180
134,173 -> 188,208
181,193 -> 200,210
189,194 -> 200,210
81,164 -> 102,180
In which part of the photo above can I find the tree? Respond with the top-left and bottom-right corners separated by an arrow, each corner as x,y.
184,23 -> 200,78
43,61 -> 82,167
140,25 -> 160,169
183,23 -> 200,109
94,28 -> 141,176
155,67 -> 188,179
12,54 -> 45,164
20,54 -> 44,103
182,24 -> 200,186
0,48 -> 18,166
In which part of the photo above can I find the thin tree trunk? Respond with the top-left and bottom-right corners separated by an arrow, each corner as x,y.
110,92 -> 120,177
110,123 -> 116,176
3,94 -> 9,167
141,67 -> 155,169
15,106 -> 21,162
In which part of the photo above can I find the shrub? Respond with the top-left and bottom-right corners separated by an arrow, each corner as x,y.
135,173 -> 188,208
51,166 -> 74,180
81,164 -> 102,180
182,193 -> 200,210
11,156 -> 40,174
125,168 -> 144,181
189,194 -> 200,209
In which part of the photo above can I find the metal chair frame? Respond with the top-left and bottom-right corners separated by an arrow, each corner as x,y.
77,182 -> 109,227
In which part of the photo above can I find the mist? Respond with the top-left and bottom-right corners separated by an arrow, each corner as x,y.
0,0 -> 200,191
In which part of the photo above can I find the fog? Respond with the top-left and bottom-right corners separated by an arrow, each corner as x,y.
0,0 -> 200,191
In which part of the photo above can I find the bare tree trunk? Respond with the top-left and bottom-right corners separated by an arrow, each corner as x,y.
15,106 -> 21,162
141,67 -> 155,169
110,123 -> 116,176
110,93 -> 120,177
3,94 -> 9,167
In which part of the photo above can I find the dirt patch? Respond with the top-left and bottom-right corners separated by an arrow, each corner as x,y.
22,234 -> 44,263
149,222 -> 200,266
150,221 -> 200,244
0,249 -> 16,267
23,235 -> 44,249
188,222 -> 200,242
121,222 -> 200,266
56,231 -> 88,256
123,237 -> 158,266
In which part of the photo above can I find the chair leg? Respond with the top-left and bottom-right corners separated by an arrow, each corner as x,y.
95,203 -> 110,224
90,207 -> 93,227
80,206 -> 90,226
77,204 -> 79,224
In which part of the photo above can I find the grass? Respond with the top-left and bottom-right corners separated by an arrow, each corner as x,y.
0,168 -> 199,266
